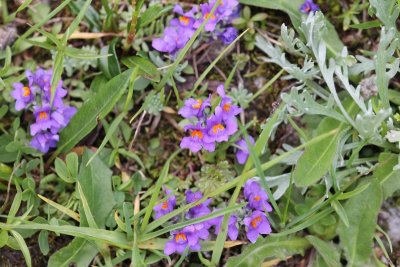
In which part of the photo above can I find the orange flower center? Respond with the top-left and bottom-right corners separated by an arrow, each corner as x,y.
175,233 -> 187,242
179,16 -> 190,26
305,5 -> 311,12
192,99 -> 203,109
191,130 -> 203,139
212,124 -> 225,134
39,111 -> 48,120
254,195 -> 261,201
22,86 -> 31,97
161,201 -> 168,210
250,216 -> 262,228
223,103 -> 231,112
204,13 -> 216,20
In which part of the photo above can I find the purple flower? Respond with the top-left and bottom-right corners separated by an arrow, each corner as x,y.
153,189 -> 176,219
194,2 -> 220,32
207,213 -> 238,240
183,223 -> 209,241
170,5 -> 197,38
216,85 -> 241,120
152,26 -> 191,55
180,123 -> 215,153
299,0 -> 319,14
178,97 -> 211,119
185,190 -> 211,219
51,105 -> 77,130
219,27 -> 238,44
204,108 -> 237,143
14,68 -> 75,154
26,68 -> 52,91
11,82 -> 35,111
30,132 -> 59,153
30,105 -> 58,136
164,229 -> 200,255
235,136 -> 254,164
42,83 -> 68,109
214,0 -> 239,19
244,210 -> 272,243
243,179 -> 273,212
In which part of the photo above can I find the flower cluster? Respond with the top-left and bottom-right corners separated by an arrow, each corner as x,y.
179,85 -> 241,154
299,0 -> 319,14
243,179 -> 272,243
11,69 -> 76,153
152,0 -> 239,56
154,180 -> 273,255
155,189 -> 239,255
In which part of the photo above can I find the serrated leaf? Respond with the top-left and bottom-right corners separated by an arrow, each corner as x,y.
337,180 -> 382,266
54,69 -> 132,156
225,236 -> 310,267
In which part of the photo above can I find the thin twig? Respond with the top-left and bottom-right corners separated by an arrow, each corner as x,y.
129,111 -> 147,150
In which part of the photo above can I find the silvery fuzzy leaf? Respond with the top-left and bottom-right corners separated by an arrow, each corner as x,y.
369,0 -> 399,28
355,104 -> 392,141
280,24 -> 310,57
282,88 -> 345,122
375,27 -> 400,108
350,55 -> 375,76
255,35 -> 319,82
335,59 -> 367,112
385,130 -> 400,143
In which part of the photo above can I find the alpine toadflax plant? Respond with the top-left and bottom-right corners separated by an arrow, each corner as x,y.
157,180 -> 273,255
11,68 -> 76,153
152,0 -> 239,56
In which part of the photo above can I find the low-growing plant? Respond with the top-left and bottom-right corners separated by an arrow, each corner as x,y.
1,0 -> 400,266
